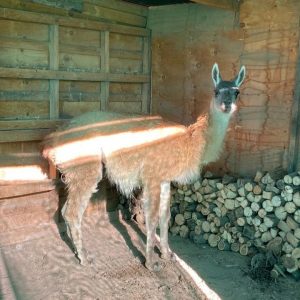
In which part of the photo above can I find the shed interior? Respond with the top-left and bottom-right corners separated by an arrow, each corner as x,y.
1,0 -> 300,299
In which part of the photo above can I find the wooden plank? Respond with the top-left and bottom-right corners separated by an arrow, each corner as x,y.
0,19 -> 48,41
109,94 -> 142,102
0,8 -> 150,36
0,129 -> 52,142
100,30 -> 110,111
110,33 -> 143,51
0,37 -> 48,51
110,57 -> 142,74
83,2 -> 146,27
0,180 -> 55,199
192,0 -> 234,10
0,119 -> 65,130
110,49 -> 142,60
0,67 -> 149,82
59,52 -> 101,71
110,82 -> 142,94
60,101 -> 101,117
85,0 -> 148,17
59,26 -> 101,47
108,101 -> 141,114
0,78 -> 48,92
49,24 -> 59,119
0,102 -> 49,119
142,36 -> 150,113
0,47 -> 48,68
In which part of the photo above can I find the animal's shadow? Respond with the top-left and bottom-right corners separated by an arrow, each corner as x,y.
53,178 -> 152,265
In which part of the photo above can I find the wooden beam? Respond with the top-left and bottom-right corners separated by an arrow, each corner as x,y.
0,7 -> 150,36
192,0 -> 234,10
0,119 -> 65,130
141,36 -> 150,113
100,30 -> 110,111
0,67 -> 150,83
0,129 -> 52,143
49,24 -> 59,119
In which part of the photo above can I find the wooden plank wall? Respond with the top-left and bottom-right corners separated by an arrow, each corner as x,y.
149,1 -> 300,177
0,0 -> 150,159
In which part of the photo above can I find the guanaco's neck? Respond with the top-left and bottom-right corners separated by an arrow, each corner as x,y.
201,100 -> 233,165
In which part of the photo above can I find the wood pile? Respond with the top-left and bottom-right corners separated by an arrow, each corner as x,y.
170,171 -> 300,280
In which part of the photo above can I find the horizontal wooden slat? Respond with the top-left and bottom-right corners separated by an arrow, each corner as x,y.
0,67 -> 150,82
0,8 -> 150,36
60,101 -> 101,117
0,129 -> 52,142
85,0 -> 148,17
83,3 -> 146,27
0,119 -> 65,130
0,101 -> 49,119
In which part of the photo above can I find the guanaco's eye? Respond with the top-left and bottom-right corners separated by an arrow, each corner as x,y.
214,90 -> 219,96
235,90 -> 240,97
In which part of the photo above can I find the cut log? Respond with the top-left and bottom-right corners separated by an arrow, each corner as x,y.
285,202 -> 296,214
274,207 -> 287,220
293,176 -> 300,186
230,242 -> 240,252
179,225 -> 189,238
202,221 -> 211,233
239,244 -> 253,256
283,174 -> 293,185
266,237 -> 283,256
293,192 -> 300,207
262,200 -> 273,212
276,179 -> 285,190
277,220 -> 291,233
170,225 -> 180,235
175,214 -> 185,226
251,202 -> 260,213
244,207 -> 253,217
282,242 -> 293,254
217,239 -> 230,251
295,210 -> 300,223
261,173 -> 274,185
258,208 -> 267,219
271,195 -> 282,207
253,185 -> 262,195
286,232 -> 299,248
281,254 -> 297,269
237,217 -> 246,227
295,228 -> 300,240
193,234 -> 207,245
254,171 -> 263,183
291,248 -> 300,259
286,216 -> 299,231
208,234 -> 220,247
261,231 -> 273,243
252,217 -> 261,227
245,182 -> 253,192
224,199 -> 235,210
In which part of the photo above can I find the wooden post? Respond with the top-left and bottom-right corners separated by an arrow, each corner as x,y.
49,24 -> 59,119
48,24 -> 59,178
100,30 -> 109,111
142,35 -> 150,114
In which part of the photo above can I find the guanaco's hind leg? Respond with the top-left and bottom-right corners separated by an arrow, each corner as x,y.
159,181 -> 175,261
143,182 -> 161,271
61,157 -> 102,265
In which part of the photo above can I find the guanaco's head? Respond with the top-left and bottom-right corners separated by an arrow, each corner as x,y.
211,63 -> 246,114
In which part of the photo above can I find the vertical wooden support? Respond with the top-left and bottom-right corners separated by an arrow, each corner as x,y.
49,24 -> 59,119
48,24 -> 59,179
142,35 -> 151,114
100,31 -> 110,111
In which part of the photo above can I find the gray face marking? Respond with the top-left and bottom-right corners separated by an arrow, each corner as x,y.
211,63 -> 246,114
214,83 -> 240,113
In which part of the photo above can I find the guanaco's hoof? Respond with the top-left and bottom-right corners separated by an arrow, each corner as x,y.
145,261 -> 164,272
161,251 -> 176,262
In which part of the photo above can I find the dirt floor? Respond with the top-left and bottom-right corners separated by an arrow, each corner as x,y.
1,210 -> 300,300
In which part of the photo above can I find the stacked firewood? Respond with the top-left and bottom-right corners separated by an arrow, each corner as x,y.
170,171 -> 300,280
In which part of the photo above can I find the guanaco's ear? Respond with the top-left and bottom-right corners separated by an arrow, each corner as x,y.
234,65 -> 246,87
212,63 -> 222,87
